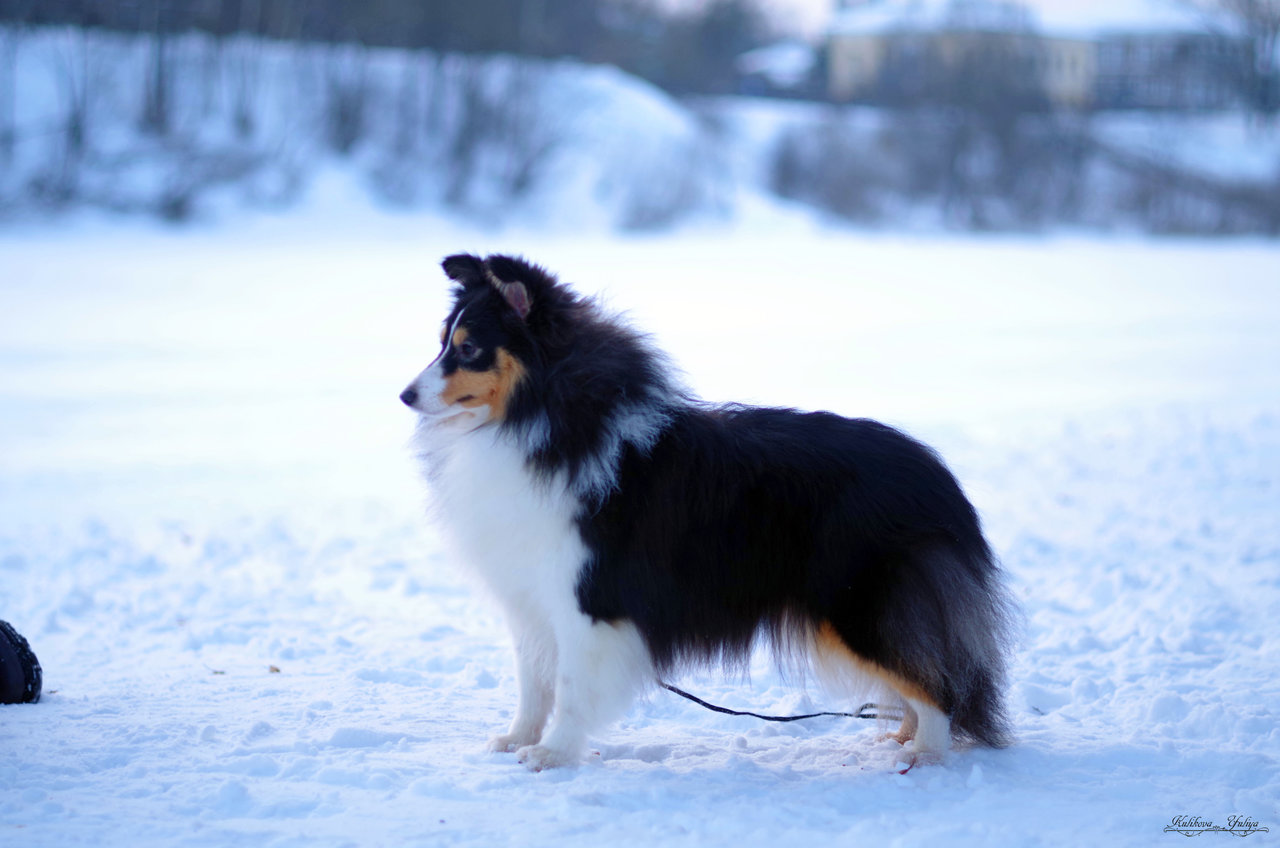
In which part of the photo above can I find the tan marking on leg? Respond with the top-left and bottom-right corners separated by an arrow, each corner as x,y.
813,620 -> 947,750
816,622 -> 953,758
814,621 -> 938,707
887,704 -> 919,744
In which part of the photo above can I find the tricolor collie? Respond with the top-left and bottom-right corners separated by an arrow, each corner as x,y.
401,254 -> 1014,771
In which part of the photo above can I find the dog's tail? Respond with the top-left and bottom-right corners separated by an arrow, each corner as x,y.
901,543 -> 1017,748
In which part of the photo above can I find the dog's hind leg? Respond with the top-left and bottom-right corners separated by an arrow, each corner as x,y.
516,616 -> 652,771
886,701 -> 918,744
812,621 -> 951,762
488,609 -> 556,753
897,696 -> 950,764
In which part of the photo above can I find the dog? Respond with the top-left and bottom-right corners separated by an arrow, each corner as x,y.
400,253 -> 1014,771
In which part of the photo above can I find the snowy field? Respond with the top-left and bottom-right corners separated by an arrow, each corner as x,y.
2,209 -> 1279,846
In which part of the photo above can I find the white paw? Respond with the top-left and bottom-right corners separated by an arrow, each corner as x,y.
895,748 -> 946,773
487,732 -> 539,754
515,744 -> 579,772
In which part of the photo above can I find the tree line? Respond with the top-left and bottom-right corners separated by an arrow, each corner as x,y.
0,0 -> 775,96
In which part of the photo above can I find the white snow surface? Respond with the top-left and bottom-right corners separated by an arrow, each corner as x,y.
2,211 -> 1279,846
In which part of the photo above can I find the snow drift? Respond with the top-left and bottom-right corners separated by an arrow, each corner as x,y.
0,27 -> 725,230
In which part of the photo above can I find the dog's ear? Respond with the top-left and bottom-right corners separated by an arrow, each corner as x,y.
441,254 -> 487,289
485,254 -> 552,323
493,279 -> 531,321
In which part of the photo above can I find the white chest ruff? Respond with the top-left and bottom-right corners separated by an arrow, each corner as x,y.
415,425 -> 588,607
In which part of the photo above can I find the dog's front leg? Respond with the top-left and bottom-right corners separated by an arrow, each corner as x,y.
516,616 -> 651,771
488,611 -> 556,753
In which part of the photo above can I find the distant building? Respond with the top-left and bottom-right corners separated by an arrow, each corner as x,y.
735,40 -> 820,98
827,0 -> 1240,110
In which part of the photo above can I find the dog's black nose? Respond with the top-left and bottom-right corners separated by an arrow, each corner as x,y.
400,387 -> 418,407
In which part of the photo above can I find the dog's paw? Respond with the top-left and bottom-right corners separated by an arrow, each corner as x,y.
895,749 -> 946,773
487,732 -> 538,754
515,744 -> 578,772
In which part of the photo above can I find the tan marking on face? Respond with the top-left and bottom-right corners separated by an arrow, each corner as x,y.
451,326 -> 469,348
437,347 -> 527,422
813,621 -> 940,709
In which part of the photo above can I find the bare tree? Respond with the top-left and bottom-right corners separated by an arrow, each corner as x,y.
139,0 -> 173,136
1180,0 -> 1280,119
0,24 -> 19,166
32,27 -> 97,203
0,0 -> 34,166
654,0 -> 772,94
893,29 -> 1056,228
324,42 -> 369,156
230,0 -> 264,138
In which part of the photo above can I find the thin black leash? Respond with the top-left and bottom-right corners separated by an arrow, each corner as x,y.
661,682 -> 902,723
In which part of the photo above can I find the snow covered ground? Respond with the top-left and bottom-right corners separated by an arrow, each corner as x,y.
1,209 -> 1278,846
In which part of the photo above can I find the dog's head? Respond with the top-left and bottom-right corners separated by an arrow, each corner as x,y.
400,253 -> 560,432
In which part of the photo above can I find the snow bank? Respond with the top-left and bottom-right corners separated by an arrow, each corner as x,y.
0,28 -> 725,230
3,26 -> 1279,234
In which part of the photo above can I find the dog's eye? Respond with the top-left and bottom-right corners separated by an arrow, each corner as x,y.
456,339 -> 481,361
